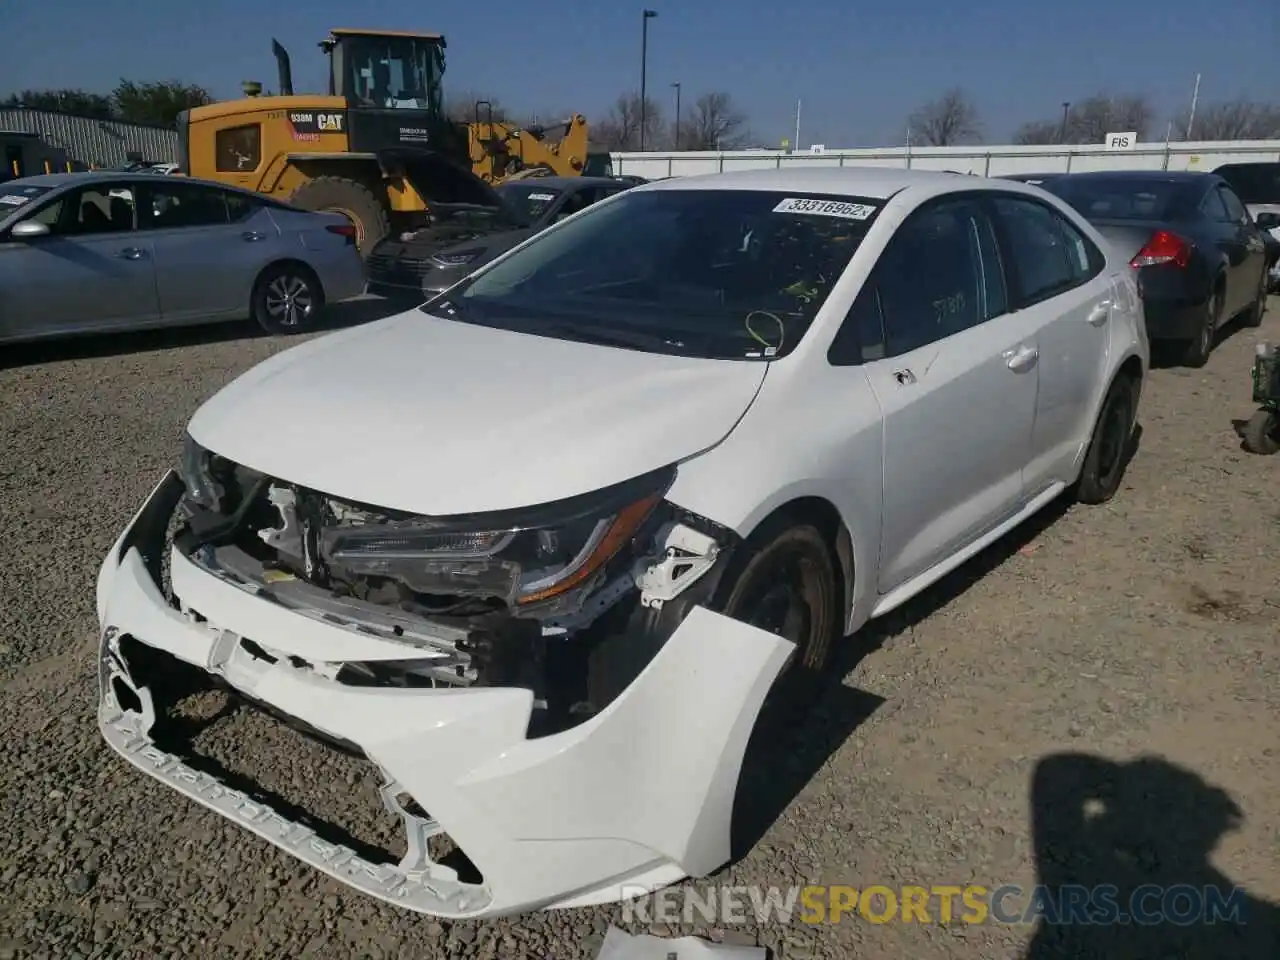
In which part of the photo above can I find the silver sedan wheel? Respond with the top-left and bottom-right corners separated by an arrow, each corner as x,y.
264,274 -> 315,328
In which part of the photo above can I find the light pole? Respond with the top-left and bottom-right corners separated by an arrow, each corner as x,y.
1059,102 -> 1070,143
671,81 -> 681,149
639,9 -> 657,151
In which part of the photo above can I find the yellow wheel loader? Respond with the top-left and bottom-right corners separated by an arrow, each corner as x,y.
176,29 -> 589,253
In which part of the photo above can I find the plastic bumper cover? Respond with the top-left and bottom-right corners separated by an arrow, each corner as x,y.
95,471 -> 794,919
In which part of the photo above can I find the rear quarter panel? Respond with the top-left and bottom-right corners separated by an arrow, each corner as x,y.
268,208 -> 366,303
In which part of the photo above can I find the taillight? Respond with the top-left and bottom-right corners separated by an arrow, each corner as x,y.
1130,230 -> 1191,269
326,223 -> 357,245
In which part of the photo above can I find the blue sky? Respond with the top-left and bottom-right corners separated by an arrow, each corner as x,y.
3,0 -> 1277,147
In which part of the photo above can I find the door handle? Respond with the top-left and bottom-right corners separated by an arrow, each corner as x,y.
241,231 -> 266,242
115,247 -> 146,260
1087,301 -> 1111,326
1002,345 -> 1038,372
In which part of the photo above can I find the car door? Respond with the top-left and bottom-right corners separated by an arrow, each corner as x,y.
0,182 -> 159,340
137,181 -> 279,323
846,196 -> 1038,592
1198,185 -> 1253,314
987,194 -> 1116,492
1217,184 -> 1267,307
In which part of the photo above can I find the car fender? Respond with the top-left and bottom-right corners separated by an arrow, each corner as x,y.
665,361 -> 886,634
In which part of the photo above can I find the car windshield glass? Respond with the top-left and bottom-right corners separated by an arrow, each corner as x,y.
0,183 -> 53,212
1214,165 -> 1280,205
1042,177 -> 1181,221
422,187 -> 882,360
495,183 -> 563,223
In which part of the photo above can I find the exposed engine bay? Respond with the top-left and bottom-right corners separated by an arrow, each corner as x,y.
175,435 -> 737,736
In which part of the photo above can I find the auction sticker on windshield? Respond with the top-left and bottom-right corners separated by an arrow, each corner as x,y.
773,197 -> 877,220
0,195 -> 30,206
528,193 -> 556,202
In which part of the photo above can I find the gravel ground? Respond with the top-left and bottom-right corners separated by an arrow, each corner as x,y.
1,298 -> 1278,960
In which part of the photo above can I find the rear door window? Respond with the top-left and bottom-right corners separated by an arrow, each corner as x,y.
990,196 -> 1101,305
140,182 -> 231,229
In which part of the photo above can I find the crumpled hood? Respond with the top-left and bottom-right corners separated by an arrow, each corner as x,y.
188,310 -> 768,516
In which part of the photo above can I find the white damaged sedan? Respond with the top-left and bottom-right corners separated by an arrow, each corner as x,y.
96,167 -> 1148,918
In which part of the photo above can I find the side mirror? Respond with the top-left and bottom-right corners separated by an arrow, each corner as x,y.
1255,212 -> 1280,231
10,220 -> 51,239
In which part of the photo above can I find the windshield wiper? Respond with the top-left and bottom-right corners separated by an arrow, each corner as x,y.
528,321 -> 700,354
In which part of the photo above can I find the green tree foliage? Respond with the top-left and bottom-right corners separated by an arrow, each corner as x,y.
3,80 -> 213,127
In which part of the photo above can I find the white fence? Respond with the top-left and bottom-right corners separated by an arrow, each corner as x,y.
610,139 -> 1280,180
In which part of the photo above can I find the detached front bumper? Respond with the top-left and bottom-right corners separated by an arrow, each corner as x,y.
96,472 -> 793,919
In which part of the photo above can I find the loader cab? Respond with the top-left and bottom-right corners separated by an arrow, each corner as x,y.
323,29 -> 445,114
318,28 -> 462,157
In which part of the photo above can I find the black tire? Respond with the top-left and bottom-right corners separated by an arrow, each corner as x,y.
1242,268 -> 1267,328
288,176 -> 390,254
1242,409 -> 1280,455
1179,285 -> 1222,368
714,519 -> 841,709
251,263 -> 323,335
1074,372 -> 1139,504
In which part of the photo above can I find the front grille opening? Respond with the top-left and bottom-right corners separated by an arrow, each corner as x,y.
119,639 -> 485,884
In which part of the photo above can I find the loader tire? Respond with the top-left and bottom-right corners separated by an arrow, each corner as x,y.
288,176 -> 390,254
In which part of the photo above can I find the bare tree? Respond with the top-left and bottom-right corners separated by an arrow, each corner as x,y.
907,88 -> 982,146
682,91 -> 750,150
1012,92 -> 1154,145
444,91 -> 509,124
1069,94 -> 1153,143
1174,99 -> 1280,140
1013,120 -> 1062,145
592,93 -> 664,151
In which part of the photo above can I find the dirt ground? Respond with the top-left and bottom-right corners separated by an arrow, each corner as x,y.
1,298 -> 1277,960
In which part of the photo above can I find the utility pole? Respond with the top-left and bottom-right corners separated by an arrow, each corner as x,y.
671,81 -> 681,149
639,9 -> 657,151
1059,102 -> 1071,143
1185,72 -> 1201,141
793,99 -> 802,153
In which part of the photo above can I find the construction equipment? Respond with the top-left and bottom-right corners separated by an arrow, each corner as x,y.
177,29 -> 589,252
466,101 -> 589,184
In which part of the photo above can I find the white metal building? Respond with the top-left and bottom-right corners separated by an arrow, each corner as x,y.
610,139 -> 1280,180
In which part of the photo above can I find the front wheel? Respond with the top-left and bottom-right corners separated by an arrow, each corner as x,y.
251,264 -> 322,335
1242,409 -> 1280,455
1074,373 -> 1139,504
715,521 -> 840,707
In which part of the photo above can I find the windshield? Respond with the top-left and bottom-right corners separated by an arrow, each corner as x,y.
1042,177 -> 1182,221
423,188 -> 882,360
1214,164 -> 1280,205
0,182 -> 53,214
340,36 -> 443,113
495,183 -> 563,224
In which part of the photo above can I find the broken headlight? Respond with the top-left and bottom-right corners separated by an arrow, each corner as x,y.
180,433 -> 225,509
320,466 -> 675,606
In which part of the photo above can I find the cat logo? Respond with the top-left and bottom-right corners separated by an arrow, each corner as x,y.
288,110 -> 347,136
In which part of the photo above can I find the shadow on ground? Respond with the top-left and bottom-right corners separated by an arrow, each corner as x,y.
0,295 -> 407,369
1025,753 -> 1280,958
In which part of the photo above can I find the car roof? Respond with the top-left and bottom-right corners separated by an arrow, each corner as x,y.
633,165 -> 1000,200
1052,170 -> 1217,183
501,176 -> 622,190
2,170 -> 297,204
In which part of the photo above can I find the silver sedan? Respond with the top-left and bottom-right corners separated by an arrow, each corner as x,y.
0,172 -> 367,344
